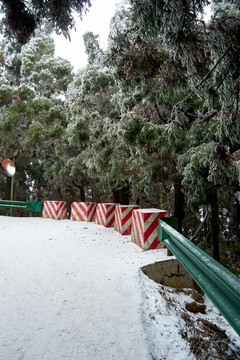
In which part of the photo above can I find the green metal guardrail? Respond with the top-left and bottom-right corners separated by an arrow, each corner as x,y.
0,200 -> 43,213
159,218 -> 240,336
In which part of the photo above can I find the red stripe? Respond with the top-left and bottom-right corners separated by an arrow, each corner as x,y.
114,206 -> 120,231
159,210 -> 168,218
144,216 -> 158,243
122,226 -> 131,235
131,211 -> 143,247
106,205 -> 115,216
116,207 -> 121,231
105,205 -> 115,227
45,201 -> 57,218
135,211 -> 144,237
58,202 -> 67,219
71,212 -> 77,221
107,215 -> 115,227
122,209 -> 133,226
131,213 -> 137,244
72,203 -> 84,221
79,203 -> 88,218
57,202 -> 64,215
148,236 -> 160,250
96,204 -> 105,225
121,209 -> 133,235
88,203 -> 96,221
95,205 -> 101,224
143,212 -> 153,222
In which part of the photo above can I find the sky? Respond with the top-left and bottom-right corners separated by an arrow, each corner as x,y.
53,0 -> 123,71
53,0 -> 212,72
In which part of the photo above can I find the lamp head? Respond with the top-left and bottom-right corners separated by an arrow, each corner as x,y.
2,159 -> 16,177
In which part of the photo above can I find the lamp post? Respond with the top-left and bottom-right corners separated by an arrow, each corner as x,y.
2,159 -> 16,215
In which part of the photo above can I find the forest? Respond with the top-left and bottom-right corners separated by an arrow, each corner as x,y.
0,0 -> 239,274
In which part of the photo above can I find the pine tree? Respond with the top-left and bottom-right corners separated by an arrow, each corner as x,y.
126,0 -> 240,262
0,24 -> 73,201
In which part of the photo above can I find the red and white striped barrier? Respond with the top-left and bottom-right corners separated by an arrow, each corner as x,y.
70,202 -> 96,222
131,208 -> 167,250
114,205 -> 141,235
95,203 -> 117,227
42,201 -> 67,220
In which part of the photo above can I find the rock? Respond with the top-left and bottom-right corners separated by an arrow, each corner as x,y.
185,301 -> 206,314
191,290 -> 204,304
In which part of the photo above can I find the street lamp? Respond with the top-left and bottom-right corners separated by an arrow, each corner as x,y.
2,159 -> 16,215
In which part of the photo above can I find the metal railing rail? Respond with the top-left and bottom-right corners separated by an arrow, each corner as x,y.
159,218 -> 240,336
0,200 -> 43,213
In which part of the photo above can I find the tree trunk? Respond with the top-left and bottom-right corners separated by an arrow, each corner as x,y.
71,180 -> 85,202
112,188 -> 120,203
174,184 -> 185,233
80,185 -> 85,202
70,188 -> 76,203
112,183 -> 130,205
210,189 -> 220,262
57,186 -> 63,201
5,177 -> 11,200
227,187 -> 240,244
121,184 -> 130,205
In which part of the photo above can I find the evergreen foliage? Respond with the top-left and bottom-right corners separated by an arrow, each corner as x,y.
0,0 -> 92,43
0,24 -> 73,201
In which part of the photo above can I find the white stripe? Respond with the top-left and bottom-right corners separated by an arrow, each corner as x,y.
96,204 -> 105,225
114,207 -> 121,232
131,213 -> 139,245
88,204 -> 96,221
133,212 -> 144,247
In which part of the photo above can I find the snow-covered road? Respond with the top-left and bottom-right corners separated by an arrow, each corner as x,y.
0,216 -> 169,360
1,216 -> 239,360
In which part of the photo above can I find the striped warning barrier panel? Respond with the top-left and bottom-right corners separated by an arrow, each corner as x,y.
114,205 -> 141,235
95,203 -> 117,227
42,201 -> 67,220
70,202 -> 96,222
131,208 -> 167,250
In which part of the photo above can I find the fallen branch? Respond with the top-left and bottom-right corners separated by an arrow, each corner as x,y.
191,210 -> 209,242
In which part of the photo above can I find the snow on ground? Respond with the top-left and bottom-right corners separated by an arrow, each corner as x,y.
0,216 -> 239,360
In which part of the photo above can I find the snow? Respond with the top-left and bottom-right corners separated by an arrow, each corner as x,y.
138,208 -> 165,213
0,216 -> 239,360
